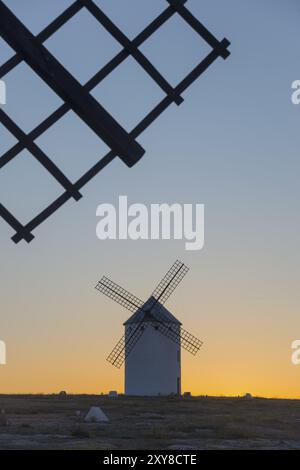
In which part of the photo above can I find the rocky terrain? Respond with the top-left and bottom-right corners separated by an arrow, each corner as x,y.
0,395 -> 300,450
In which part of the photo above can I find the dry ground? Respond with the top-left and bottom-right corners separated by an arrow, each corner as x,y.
0,395 -> 300,450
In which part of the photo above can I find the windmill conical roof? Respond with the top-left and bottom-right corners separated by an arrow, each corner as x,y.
124,296 -> 181,325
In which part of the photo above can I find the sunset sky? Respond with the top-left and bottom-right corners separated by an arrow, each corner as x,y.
0,0 -> 300,397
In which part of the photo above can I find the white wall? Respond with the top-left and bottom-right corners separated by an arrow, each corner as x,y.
125,324 -> 181,396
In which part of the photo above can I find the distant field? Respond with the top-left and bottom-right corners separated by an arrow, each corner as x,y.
0,395 -> 300,450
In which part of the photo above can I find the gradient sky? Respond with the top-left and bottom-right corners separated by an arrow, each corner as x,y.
0,0 -> 300,397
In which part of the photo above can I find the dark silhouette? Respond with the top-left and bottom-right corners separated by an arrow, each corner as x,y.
0,0 -> 230,243
95,260 -> 203,368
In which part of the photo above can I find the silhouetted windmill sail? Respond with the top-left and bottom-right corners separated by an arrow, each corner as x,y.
150,260 -> 189,307
106,333 -> 126,368
107,322 -> 149,368
146,260 -> 202,354
95,260 -> 203,371
96,276 -> 148,367
107,310 -> 202,368
95,276 -> 144,312
149,321 -> 203,355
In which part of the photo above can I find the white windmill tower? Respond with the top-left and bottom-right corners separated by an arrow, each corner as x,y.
95,260 -> 203,396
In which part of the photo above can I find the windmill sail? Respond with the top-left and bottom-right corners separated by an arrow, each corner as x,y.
151,260 -> 189,307
95,276 -> 144,312
96,260 -> 203,368
149,321 -> 203,355
107,322 -> 148,368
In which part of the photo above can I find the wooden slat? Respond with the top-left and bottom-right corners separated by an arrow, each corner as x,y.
0,1 -> 145,167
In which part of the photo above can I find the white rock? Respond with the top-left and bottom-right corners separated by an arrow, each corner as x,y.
85,406 -> 109,423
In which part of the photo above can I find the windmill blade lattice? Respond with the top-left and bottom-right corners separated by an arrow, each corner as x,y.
95,260 -> 204,366
0,0 -> 230,243
95,276 -> 144,313
150,321 -> 202,355
107,322 -> 148,368
151,260 -> 189,306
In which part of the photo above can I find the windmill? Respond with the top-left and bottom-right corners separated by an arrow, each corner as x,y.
95,260 -> 203,396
